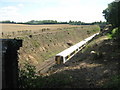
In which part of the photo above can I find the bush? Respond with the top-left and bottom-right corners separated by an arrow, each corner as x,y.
18,62 -> 72,88
108,27 -> 120,40
18,62 -> 38,88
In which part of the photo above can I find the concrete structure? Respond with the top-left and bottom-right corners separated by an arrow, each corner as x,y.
0,39 -> 22,89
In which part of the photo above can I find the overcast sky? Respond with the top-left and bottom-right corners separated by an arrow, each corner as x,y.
0,0 -> 115,23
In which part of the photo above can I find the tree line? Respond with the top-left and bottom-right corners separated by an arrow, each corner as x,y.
0,20 -> 108,25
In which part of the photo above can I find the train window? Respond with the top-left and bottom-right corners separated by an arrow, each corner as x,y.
70,51 -> 74,56
79,46 -> 83,50
65,55 -> 71,60
76,49 -> 78,51
65,56 -> 69,60
73,51 -> 76,54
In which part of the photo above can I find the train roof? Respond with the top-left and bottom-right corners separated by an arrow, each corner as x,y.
56,33 -> 99,57
56,40 -> 87,57
56,45 -> 78,57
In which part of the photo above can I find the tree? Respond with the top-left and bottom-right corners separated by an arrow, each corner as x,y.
103,1 -> 120,41
102,1 -> 120,28
0,20 -> 16,23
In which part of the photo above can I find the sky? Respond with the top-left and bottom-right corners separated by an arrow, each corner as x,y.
0,0 -> 115,23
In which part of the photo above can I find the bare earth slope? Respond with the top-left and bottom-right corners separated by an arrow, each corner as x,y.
1,24 -> 100,70
41,33 -> 120,88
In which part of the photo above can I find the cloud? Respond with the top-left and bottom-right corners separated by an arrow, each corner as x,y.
28,3 -> 105,23
0,6 -> 18,16
0,0 -> 53,3
0,6 -> 22,21
0,0 -> 114,22
18,4 -> 24,7
0,6 -> 19,16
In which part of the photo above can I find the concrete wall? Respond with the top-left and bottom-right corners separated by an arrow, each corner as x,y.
1,39 -> 22,89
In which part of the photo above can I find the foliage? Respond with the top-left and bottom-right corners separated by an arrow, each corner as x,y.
18,62 -> 38,88
69,20 -> 108,25
102,1 -> 120,28
69,20 -> 83,25
107,27 -> 120,40
92,21 -> 108,25
1,20 -> 108,26
0,20 -> 16,23
18,62 -> 72,88
103,75 -> 120,89
103,1 -> 120,40
25,20 -> 58,25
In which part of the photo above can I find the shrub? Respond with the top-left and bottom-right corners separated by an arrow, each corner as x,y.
18,62 -> 72,88
18,62 -> 38,88
108,27 -> 120,40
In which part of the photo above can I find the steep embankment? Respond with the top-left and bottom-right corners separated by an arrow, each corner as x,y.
42,31 -> 120,88
16,25 -> 99,68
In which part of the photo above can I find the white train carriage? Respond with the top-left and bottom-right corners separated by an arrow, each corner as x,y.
55,45 -> 79,64
55,33 -> 99,64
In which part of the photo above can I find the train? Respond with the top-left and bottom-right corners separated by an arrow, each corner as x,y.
55,33 -> 99,64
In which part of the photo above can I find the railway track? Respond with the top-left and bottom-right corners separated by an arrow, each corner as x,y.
37,57 -> 55,74
36,45 -> 89,74
36,32 -> 104,75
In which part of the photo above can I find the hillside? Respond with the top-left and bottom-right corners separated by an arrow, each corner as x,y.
18,28 -> 120,88
35,31 -> 120,88
1,24 -> 100,70
44,31 -> 120,88
19,25 -> 99,70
